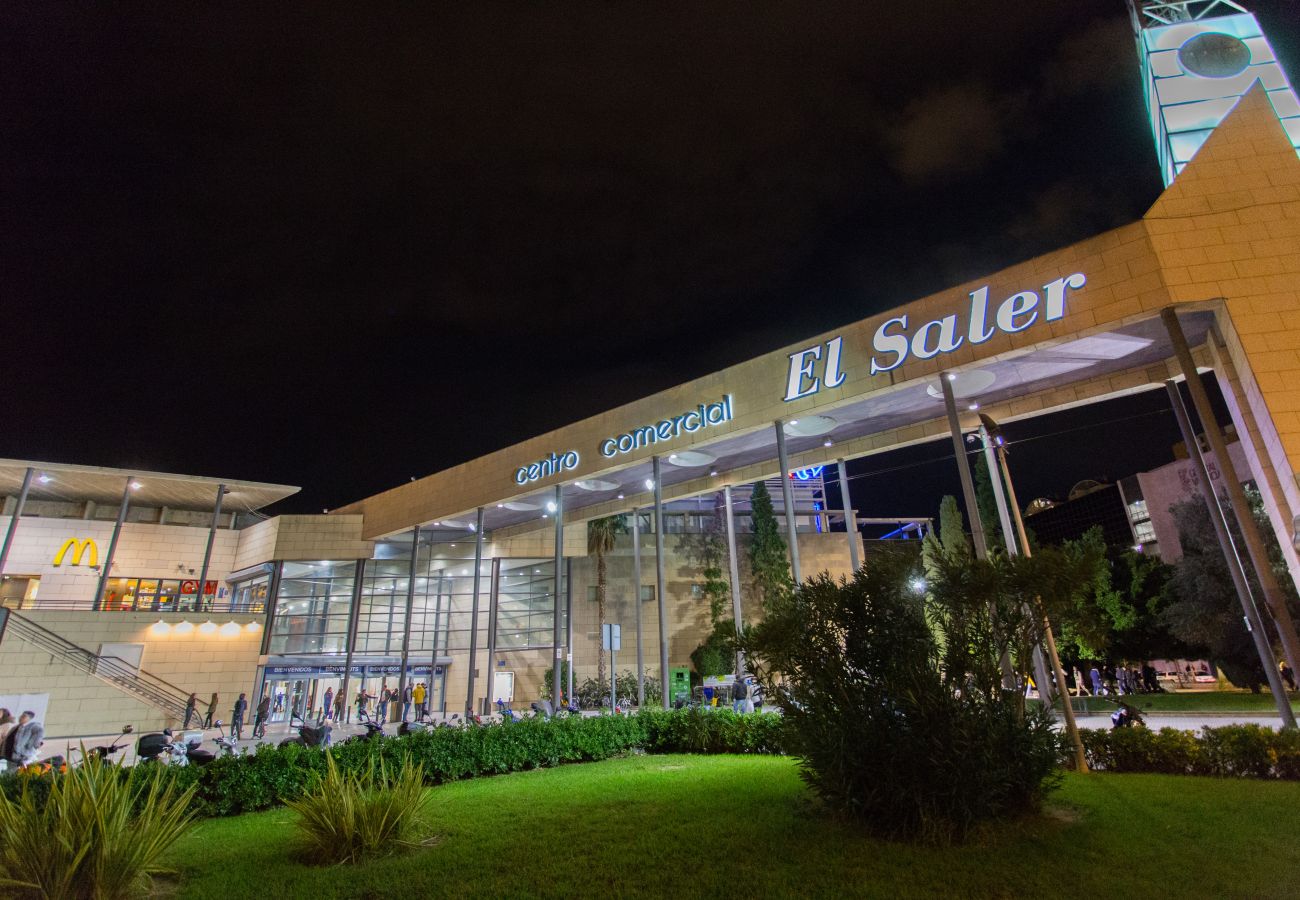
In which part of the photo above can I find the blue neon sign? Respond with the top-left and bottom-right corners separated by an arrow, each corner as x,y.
791,466 -> 824,481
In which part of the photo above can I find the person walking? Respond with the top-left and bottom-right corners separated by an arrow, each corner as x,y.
1089,665 -> 1104,697
356,689 -> 370,723
8,712 -> 44,769
202,692 -> 219,728
321,686 -> 335,723
401,683 -> 412,722
231,693 -> 247,742
1073,667 -> 1090,697
412,682 -> 427,723
732,678 -> 748,713
253,693 -> 271,739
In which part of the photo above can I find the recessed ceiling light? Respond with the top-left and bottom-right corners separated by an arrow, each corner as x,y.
130,481 -> 143,490
783,416 -> 836,437
37,474 -> 51,484
666,450 -> 716,468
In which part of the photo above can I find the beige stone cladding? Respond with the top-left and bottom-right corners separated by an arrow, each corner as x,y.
231,515 -> 374,569
1142,84 -> 1300,586
0,516 -> 239,607
0,610 -> 263,739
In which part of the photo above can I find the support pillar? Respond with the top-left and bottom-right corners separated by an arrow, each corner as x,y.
552,484 -> 564,713
195,483 -> 225,612
0,467 -> 34,577
653,456 -> 669,707
723,485 -> 745,677
338,559 -> 366,724
1166,380 -> 1296,726
836,459 -> 861,573
484,557 -> 501,715
465,513 -> 485,715
399,526 -> 421,718
939,373 -> 988,559
774,421 -> 803,584
94,477 -> 135,609
1163,308 -> 1300,700
633,507 -> 645,707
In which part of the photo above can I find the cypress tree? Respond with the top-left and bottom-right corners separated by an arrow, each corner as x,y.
749,480 -> 792,610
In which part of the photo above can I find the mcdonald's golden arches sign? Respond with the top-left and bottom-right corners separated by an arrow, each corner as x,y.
53,538 -> 98,567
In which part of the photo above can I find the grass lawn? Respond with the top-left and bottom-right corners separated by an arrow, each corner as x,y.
159,755 -> 1300,899
1067,690 -> 1300,714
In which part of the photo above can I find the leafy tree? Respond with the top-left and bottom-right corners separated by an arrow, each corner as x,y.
748,481 -> 791,609
739,549 -> 1070,842
680,508 -> 736,679
1162,498 -> 1266,690
587,514 -> 627,689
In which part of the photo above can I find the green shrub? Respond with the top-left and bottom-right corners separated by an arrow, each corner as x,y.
0,752 -> 195,899
638,707 -> 785,755
740,554 -> 1063,843
1080,724 -> 1300,779
287,754 -> 433,865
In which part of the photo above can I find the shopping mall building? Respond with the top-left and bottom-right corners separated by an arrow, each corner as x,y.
4,1 -> 1300,738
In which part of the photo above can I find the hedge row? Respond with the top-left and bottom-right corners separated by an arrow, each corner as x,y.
1078,724 -> 1300,779
1,708 -> 786,819
7,715 -> 1295,820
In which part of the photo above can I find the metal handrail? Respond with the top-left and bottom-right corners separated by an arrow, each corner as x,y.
1,611 -> 190,718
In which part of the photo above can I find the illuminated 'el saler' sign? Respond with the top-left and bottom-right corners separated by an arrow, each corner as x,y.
783,273 -> 1086,401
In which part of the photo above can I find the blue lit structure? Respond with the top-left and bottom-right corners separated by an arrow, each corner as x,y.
1129,0 -> 1300,185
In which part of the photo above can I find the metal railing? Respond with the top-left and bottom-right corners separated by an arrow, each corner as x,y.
0,609 -> 191,720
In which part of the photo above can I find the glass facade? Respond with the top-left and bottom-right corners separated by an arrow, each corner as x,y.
267,560 -> 358,655
495,559 -> 564,650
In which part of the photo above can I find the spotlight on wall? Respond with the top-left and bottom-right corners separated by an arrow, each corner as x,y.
219,621 -> 241,637
644,478 -> 655,491
246,621 -> 261,633
37,474 -> 52,484
174,620 -> 195,635
198,620 -> 217,635
150,619 -> 171,636
546,501 -> 557,513
130,481 -> 143,490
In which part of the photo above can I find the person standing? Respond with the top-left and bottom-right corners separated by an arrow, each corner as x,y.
1281,660 -> 1296,692
203,692 -> 219,728
333,691 -> 344,723
321,686 -> 335,723
377,687 -> 390,723
412,682 -> 427,723
183,693 -> 198,729
253,693 -> 271,739
1089,665 -> 1103,697
402,683 -> 412,722
231,693 -> 247,741
8,712 -> 44,769
732,678 -> 748,714
0,709 -> 15,766
355,689 -> 370,723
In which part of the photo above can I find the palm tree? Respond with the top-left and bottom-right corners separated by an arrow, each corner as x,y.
587,514 -> 628,690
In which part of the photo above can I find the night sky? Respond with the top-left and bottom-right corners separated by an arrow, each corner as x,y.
5,2 -> 1299,515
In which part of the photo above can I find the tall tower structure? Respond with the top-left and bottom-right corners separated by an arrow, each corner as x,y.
1128,0 -> 1300,185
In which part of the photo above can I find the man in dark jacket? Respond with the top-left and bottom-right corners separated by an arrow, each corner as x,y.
253,693 -> 271,739
183,693 -> 198,729
231,693 -> 248,741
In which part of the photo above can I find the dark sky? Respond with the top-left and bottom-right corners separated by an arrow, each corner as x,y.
5,2 -> 1299,514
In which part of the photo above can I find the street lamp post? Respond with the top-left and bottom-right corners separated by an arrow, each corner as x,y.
980,413 -> 1089,773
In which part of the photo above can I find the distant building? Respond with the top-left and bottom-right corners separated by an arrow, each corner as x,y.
1023,479 -> 1138,550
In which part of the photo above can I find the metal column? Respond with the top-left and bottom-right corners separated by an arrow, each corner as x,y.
633,507 -> 645,707
939,373 -> 988,559
993,431 -> 1091,770
1166,380 -> 1296,726
774,421 -> 803,584
195,483 -> 226,612
398,526 -> 421,717
338,559 -> 366,723
0,467 -> 34,577
565,557 -> 574,706
1163,308 -> 1300,697
466,511 -> 484,716
94,476 -> 135,609
653,456 -> 669,707
723,485 -> 745,677
552,483 -> 564,713
484,557 -> 501,714
835,459 -> 861,573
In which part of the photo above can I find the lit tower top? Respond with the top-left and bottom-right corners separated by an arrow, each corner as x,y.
1128,0 -> 1300,185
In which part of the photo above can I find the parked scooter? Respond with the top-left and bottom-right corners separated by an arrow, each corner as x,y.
75,725 -> 134,765
342,721 -> 384,745
279,713 -> 332,748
